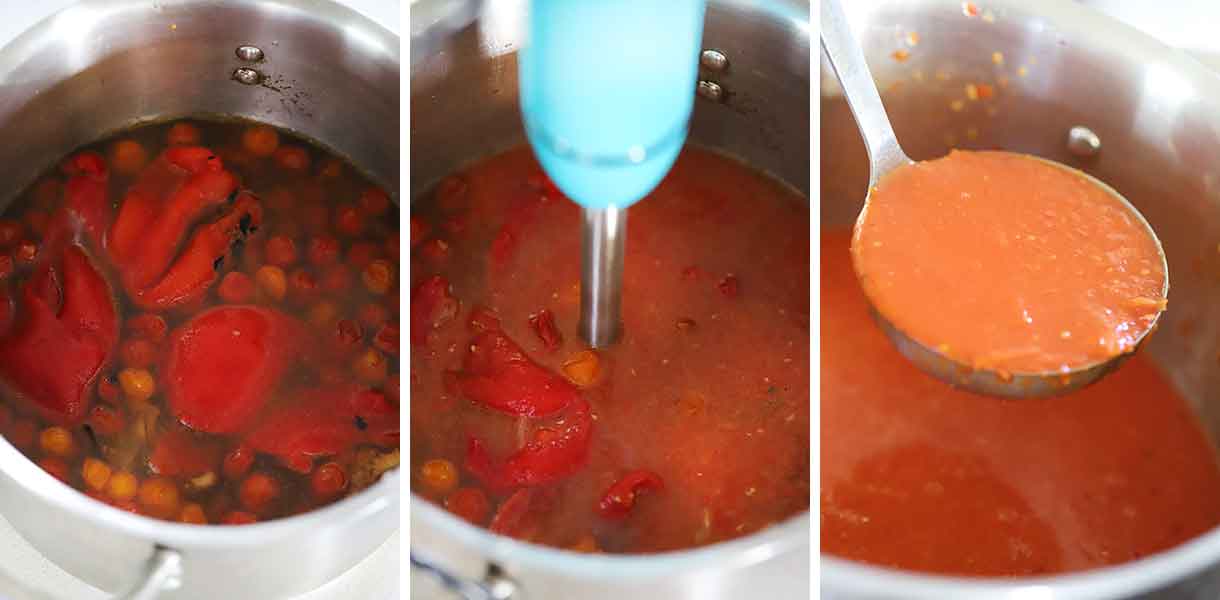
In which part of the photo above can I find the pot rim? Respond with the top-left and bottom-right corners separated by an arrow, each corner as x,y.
821,0 -> 1220,597
411,495 -> 809,579
0,432 -> 399,547
0,0 -> 401,550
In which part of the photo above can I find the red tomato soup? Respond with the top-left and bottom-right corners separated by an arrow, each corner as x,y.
0,119 -> 400,524
823,228 -> 1220,575
411,146 -> 810,553
853,150 -> 1166,375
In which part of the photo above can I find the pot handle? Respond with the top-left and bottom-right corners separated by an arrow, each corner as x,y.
113,547 -> 182,600
409,552 -> 522,600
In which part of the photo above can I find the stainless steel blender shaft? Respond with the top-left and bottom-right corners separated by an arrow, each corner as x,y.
578,206 -> 626,347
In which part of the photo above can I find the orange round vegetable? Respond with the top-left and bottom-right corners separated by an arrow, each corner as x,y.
39,426 -> 76,458
334,204 -> 364,237
239,472 -> 281,513
138,477 -> 181,519
359,187 -> 391,217
81,457 -> 112,492
362,259 -> 395,295
255,265 -> 288,301
420,458 -> 459,495
106,471 -> 139,501
311,462 -> 348,499
352,347 -> 389,384
264,235 -> 298,266
167,122 -> 201,146
179,503 -> 207,524
118,368 -> 157,404
274,145 -> 310,171
444,488 -> 490,524
241,125 -> 280,157
110,139 -> 148,176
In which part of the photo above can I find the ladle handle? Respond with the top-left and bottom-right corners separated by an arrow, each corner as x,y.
820,0 -> 909,182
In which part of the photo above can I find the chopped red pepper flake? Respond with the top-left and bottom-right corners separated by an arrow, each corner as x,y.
468,306 -> 501,333
528,309 -> 562,351
598,469 -> 664,520
718,274 -> 740,298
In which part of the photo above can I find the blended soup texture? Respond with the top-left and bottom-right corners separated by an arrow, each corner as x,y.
853,150 -> 1166,375
411,146 -> 810,553
823,228 -> 1220,575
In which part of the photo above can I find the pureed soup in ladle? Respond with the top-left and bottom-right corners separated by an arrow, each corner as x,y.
852,150 -> 1167,381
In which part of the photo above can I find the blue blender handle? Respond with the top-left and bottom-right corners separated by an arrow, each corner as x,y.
520,0 -> 708,209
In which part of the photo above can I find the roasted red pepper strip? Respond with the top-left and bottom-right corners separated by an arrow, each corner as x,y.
457,331 -> 578,417
59,152 -> 111,248
0,244 -> 117,425
245,385 -> 398,473
109,147 -> 238,290
598,470 -> 664,520
130,192 -> 262,311
410,275 -> 458,346
465,395 -> 592,490
163,306 -> 302,434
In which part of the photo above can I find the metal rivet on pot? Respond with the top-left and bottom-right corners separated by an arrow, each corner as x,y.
700,49 -> 729,72
1066,126 -> 1101,157
235,45 -> 264,62
233,67 -> 263,85
484,564 -> 520,600
697,80 -> 724,102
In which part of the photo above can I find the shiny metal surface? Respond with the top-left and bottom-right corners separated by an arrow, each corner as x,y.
0,1 -> 400,599
822,0 -> 1220,597
232,66 -> 263,86
699,49 -> 729,72
409,0 -> 486,68
115,549 -> 183,600
820,0 -> 909,186
234,45 -> 264,62
1067,125 -> 1103,157
822,0 -> 1167,399
411,0 -> 809,598
578,206 -> 626,347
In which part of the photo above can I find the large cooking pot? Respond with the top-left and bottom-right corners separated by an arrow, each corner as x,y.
822,1 -> 1220,598
409,0 -> 810,598
0,1 -> 399,599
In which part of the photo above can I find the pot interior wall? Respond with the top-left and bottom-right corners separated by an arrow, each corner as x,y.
0,0 -> 400,211
409,0 -> 810,197
820,0 -> 1220,447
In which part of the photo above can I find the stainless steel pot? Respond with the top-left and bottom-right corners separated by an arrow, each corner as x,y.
0,1 -> 400,599
409,0 -> 810,598
822,1 -> 1220,598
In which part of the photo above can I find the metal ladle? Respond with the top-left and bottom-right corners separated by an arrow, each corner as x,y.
820,0 -> 1169,398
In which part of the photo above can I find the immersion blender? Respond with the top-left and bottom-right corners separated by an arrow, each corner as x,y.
520,0 -> 707,347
